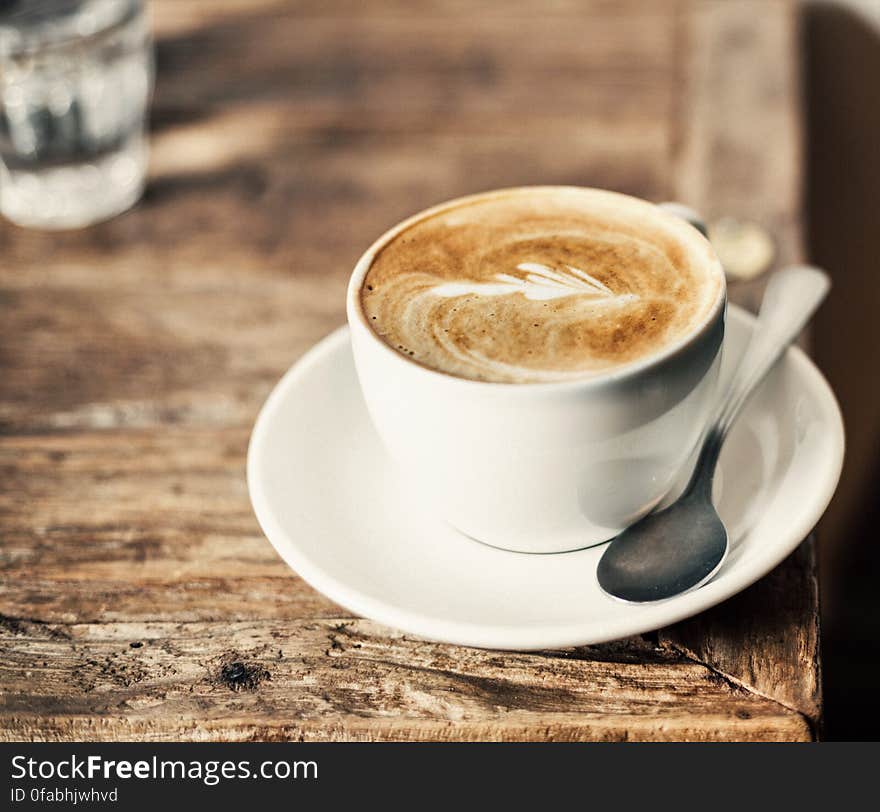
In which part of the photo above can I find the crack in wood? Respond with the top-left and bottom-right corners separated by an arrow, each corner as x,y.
658,637 -> 817,739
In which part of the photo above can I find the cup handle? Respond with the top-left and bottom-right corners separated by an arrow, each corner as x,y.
658,201 -> 708,239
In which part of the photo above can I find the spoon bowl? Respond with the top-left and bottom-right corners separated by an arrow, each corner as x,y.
596,490 -> 727,603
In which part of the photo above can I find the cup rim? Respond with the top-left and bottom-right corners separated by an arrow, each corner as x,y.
346,185 -> 727,392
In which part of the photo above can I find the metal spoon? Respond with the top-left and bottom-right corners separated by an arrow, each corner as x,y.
597,265 -> 830,603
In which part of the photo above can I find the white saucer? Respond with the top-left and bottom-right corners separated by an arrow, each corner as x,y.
247,306 -> 844,651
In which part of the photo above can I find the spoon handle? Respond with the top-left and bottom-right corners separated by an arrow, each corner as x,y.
690,265 -> 830,495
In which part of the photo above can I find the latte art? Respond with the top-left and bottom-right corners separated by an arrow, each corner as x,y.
431,262 -> 637,303
360,188 -> 723,383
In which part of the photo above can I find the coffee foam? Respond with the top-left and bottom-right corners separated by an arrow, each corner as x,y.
360,187 -> 723,383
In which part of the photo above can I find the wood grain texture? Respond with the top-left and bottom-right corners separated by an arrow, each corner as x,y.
1,619 -> 810,742
0,0 -> 819,740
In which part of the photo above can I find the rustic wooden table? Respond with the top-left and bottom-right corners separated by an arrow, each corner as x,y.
0,0 -> 819,741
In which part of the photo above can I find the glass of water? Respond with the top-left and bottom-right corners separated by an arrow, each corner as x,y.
0,0 -> 153,229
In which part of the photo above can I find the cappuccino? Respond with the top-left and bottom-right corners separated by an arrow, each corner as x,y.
361,187 -> 723,383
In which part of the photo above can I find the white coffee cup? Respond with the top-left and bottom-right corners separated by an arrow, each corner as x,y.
347,187 -> 726,553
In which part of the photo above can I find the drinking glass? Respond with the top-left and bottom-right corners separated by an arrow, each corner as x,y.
0,0 -> 153,229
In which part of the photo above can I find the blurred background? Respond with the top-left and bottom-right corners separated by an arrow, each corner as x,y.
1,0 -> 877,739
805,0 -> 880,741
